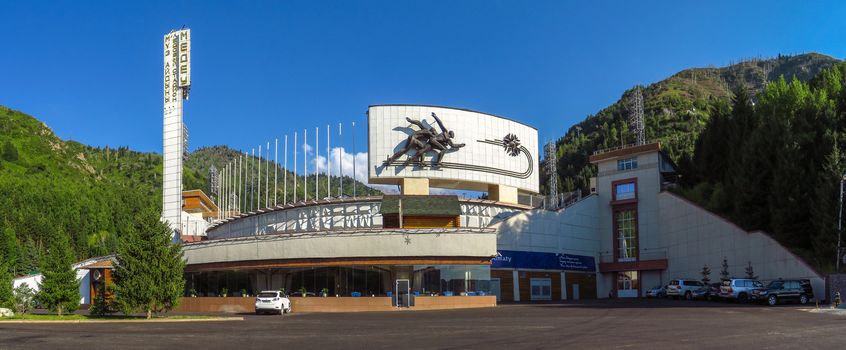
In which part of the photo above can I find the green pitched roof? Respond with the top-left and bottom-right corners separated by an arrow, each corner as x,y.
380,195 -> 461,217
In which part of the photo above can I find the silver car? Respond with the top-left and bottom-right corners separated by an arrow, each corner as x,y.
719,278 -> 763,303
666,279 -> 705,300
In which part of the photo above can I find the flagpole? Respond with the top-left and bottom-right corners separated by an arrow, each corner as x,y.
315,126 -> 319,201
326,124 -> 331,199
304,128 -> 308,201
284,135 -> 288,204
339,123 -> 343,197
251,148 -> 255,211
352,121 -> 356,198
266,141 -> 270,208
293,132 -> 297,203
258,144 -> 263,210
242,152 -> 246,212
274,138 -> 278,207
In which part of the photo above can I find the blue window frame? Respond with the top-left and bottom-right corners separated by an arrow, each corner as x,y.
617,158 -> 638,171
615,182 -> 636,200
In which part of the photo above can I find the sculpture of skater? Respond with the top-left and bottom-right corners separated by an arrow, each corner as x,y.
385,113 -> 464,166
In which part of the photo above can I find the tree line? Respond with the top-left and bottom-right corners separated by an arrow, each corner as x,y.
1,208 -> 184,318
677,62 -> 846,272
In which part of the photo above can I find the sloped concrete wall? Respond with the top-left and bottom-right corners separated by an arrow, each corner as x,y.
492,195 -> 600,259
658,192 -> 824,298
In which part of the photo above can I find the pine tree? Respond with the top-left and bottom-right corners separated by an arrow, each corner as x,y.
89,283 -> 115,317
0,263 -> 13,309
2,141 -> 18,162
37,230 -> 79,316
745,261 -> 758,280
720,257 -> 730,280
17,236 -> 39,275
113,208 -> 185,319
701,264 -> 711,284
1,224 -> 18,276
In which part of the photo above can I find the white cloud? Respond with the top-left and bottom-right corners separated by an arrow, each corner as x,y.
277,143 -> 483,197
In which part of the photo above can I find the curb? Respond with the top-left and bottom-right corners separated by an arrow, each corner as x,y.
0,317 -> 244,324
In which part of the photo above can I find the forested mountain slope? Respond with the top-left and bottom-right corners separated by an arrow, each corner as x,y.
0,107 -> 377,276
547,53 -> 839,194
547,53 -> 845,272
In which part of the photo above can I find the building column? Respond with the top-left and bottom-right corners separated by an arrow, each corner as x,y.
560,272 -> 567,301
512,270 -> 520,302
488,184 -> 518,204
400,178 -> 429,195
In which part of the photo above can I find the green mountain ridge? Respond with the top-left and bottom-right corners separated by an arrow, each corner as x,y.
0,106 -> 377,275
547,52 -> 840,194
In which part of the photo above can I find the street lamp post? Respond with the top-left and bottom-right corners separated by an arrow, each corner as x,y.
838,172 -> 846,271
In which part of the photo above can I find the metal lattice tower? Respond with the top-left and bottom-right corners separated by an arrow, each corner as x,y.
629,86 -> 645,145
544,141 -> 558,208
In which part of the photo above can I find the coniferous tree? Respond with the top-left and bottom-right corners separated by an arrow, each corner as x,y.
37,230 -> 79,316
1,224 -> 17,276
89,283 -> 115,317
810,140 -> 844,270
113,208 -> 185,319
17,237 -> 39,275
745,261 -> 758,280
701,264 -> 711,284
2,141 -> 18,162
720,257 -> 730,280
0,263 -> 13,309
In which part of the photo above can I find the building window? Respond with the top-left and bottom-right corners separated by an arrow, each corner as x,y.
616,210 -> 637,261
614,182 -> 636,201
617,157 -> 638,171
530,278 -> 552,301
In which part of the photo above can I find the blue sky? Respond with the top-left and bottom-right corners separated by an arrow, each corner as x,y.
1,0 -> 844,159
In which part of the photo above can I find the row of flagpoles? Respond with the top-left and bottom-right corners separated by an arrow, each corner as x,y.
216,122 -> 358,220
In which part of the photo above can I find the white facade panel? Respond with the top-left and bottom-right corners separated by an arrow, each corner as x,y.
367,105 -> 539,193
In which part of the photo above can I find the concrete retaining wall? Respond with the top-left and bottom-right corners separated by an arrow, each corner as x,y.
174,296 -> 495,313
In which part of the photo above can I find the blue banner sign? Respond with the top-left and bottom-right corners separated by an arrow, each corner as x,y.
491,250 -> 596,272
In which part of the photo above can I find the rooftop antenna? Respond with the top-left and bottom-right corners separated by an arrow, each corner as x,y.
629,86 -> 645,145
544,140 -> 558,209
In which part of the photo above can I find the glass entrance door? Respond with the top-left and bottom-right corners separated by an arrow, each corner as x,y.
395,279 -> 410,307
616,271 -> 639,298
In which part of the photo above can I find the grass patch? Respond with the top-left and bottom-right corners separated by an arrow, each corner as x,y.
0,314 -> 216,321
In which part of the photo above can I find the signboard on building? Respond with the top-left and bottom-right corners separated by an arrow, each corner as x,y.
491,250 -> 596,272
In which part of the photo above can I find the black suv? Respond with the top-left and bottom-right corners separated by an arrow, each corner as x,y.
751,279 -> 813,306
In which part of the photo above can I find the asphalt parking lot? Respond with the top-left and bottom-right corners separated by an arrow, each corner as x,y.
2,299 -> 845,349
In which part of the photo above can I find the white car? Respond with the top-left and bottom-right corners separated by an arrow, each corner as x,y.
255,291 -> 291,315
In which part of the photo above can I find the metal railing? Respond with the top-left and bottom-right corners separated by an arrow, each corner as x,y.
592,140 -> 654,155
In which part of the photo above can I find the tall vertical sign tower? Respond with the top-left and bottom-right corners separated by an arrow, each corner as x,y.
162,29 -> 191,235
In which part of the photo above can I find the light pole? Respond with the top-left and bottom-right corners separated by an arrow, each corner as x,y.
838,172 -> 846,271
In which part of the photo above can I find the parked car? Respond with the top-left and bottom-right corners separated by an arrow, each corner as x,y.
751,279 -> 814,306
666,279 -> 705,300
691,286 -> 710,300
705,282 -> 722,301
646,285 -> 667,298
720,278 -> 763,303
255,290 -> 292,315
